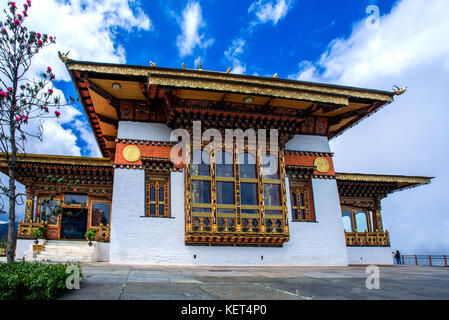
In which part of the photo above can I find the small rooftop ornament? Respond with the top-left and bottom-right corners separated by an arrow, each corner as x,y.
272,73 -> 278,78
182,63 -> 186,69
198,62 -> 203,70
58,50 -> 70,63
226,67 -> 231,73
392,85 -> 407,95
150,61 -> 156,67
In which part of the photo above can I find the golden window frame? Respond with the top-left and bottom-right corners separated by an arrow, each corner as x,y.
290,179 -> 315,222
145,173 -> 170,217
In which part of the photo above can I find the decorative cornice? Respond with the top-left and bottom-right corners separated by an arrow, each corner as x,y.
66,60 -> 394,102
336,173 -> 432,184
116,139 -> 176,147
284,150 -> 334,157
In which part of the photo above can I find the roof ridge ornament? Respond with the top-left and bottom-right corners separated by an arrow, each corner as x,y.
58,50 -> 70,63
392,85 -> 407,96
150,61 -> 156,67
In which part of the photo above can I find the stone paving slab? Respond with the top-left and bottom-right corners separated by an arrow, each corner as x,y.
57,264 -> 449,300
123,282 -> 212,299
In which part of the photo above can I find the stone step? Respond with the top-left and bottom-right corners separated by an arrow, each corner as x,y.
24,240 -> 97,263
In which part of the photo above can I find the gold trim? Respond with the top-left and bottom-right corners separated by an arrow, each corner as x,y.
336,173 -> 432,184
67,62 -> 394,102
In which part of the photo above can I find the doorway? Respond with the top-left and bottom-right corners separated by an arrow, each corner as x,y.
60,208 -> 87,240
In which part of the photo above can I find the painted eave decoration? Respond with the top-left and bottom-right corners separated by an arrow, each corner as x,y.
63,59 -> 395,159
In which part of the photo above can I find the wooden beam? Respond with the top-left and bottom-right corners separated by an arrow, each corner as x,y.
96,114 -> 118,129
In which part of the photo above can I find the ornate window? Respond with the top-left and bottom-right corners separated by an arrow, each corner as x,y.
91,202 -> 111,227
186,143 -> 289,246
341,207 -> 373,232
145,173 -> 170,217
289,179 -> 315,222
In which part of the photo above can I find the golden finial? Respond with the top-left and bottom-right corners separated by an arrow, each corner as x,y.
392,85 -> 407,96
182,63 -> 186,69
58,50 -> 70,63
150,61 -> 156,67
272,73 -> 278,78
226,67 -> 231,73
198,62 -> 203,70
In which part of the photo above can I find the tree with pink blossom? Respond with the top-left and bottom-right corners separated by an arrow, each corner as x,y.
0,1 -> 76,264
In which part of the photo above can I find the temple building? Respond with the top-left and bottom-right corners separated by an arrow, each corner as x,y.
0,57 -> 432,266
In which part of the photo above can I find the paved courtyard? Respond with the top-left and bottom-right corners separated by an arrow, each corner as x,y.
59,263 -> 449,300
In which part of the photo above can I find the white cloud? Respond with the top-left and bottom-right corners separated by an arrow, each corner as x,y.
289,0 -> 449,254
176,1 -> 214,57
224,38 -> 247,74
73,119 -> 102,158
0,0 -> 152,82
249,0 -> 293,25
0,0 -> 151,159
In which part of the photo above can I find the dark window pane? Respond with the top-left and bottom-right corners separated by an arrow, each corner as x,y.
64,193 -> 87,205
261,154 -> 279,179
191,150 -> 210,176
91,202 -> 111,226
216,151 -> 234,177
264,184 -> 281,206
291,192 -> 297,208
159,204 -> 164,216
159,187 -> 164,202
150,204 -> 156,215
299,193 -> 304,206
217,208 -> 235,215
241,183 -> 258,205
242,209 -> 259,215
192,207 -> 211,214
150,187 -> 155,201
265,210 -> 282,216
192,180 -> 211,204
239,153 -> 256,179
300,209 -> 306,220
40,200 -> 58,216
217,182 -> 235,205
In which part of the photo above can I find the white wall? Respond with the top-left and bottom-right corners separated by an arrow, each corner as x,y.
15,239 -> 34,259
95,242 -> 110,262
284,134 -> 331,153
109,126 -> 349,266
347,247 -> 394,265
118,121 -> 172,141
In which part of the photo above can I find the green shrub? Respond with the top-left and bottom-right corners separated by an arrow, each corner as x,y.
0,261 -> 82,300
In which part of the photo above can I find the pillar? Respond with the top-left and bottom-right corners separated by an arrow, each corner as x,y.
24,185 -> 35,223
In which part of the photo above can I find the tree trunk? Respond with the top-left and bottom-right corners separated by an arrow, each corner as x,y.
6,111 -> 17,265
6,166 -> 16,264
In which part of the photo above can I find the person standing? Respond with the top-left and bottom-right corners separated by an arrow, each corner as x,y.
394,250 -> 402,265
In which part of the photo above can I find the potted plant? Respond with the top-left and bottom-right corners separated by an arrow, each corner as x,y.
31,226 -> 46,244
85,229 -> 97,246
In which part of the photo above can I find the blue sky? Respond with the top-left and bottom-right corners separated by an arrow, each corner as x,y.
1,0 -> 449,255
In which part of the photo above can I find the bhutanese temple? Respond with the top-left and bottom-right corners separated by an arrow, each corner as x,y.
0,56 -> 432,266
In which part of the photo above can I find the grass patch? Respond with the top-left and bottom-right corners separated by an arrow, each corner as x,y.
0,261 -> 82,300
